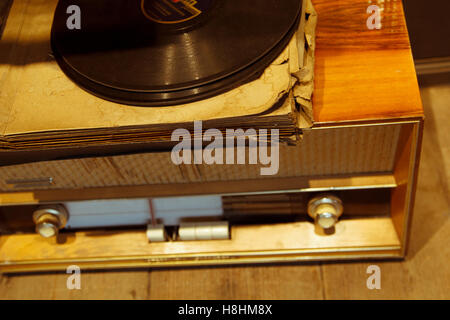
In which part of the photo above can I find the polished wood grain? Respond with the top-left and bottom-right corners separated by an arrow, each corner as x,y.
312,0 -> 423,123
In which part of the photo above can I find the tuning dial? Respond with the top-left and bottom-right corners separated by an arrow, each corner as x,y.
307,194 -> 343,229
32,205 -> 69,238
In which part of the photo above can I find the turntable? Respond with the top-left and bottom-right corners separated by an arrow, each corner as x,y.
0,0 -> 424,273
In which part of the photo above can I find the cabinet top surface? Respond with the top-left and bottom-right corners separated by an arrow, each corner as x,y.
312,0 -> 423,124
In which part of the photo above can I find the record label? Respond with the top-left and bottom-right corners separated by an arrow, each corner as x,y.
141,0 -> 215,24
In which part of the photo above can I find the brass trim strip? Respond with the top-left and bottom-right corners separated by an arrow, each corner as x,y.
0,246 -> 402,273
0,173 -> 397,206
310,120 -> 421,130
6,177 -> 53,189
399,121 -> 422,255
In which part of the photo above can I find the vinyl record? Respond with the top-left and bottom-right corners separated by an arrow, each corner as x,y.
51,0 -> 303,106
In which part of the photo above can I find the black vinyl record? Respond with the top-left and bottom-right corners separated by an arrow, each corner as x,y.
51,0 -> 303,106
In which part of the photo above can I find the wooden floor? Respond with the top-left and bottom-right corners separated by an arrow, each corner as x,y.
0,75 -> 449,300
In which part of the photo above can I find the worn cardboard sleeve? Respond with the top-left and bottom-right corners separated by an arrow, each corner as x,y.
0,0 -> 316,159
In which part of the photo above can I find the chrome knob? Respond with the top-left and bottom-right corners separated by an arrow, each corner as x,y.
307,194 -> 343,229
32,205 -> 68,238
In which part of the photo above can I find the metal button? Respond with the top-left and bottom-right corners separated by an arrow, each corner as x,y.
32,205 -> 69,238
307,194 -> 343,230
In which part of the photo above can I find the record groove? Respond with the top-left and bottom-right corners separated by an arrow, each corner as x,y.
51,0 -> 303,106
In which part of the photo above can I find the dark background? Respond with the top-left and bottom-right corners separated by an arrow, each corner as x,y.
2,0 -> 449,60
402,0 -> 450,60
0,0 -> 13,39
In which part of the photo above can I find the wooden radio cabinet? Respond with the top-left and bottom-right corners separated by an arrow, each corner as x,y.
0,0 -> 423,272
